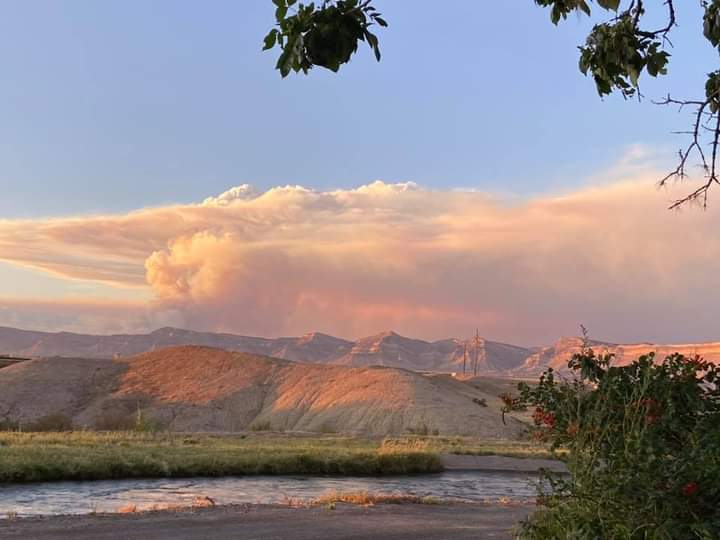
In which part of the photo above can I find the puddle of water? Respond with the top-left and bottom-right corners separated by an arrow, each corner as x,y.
0,472 -> 538,517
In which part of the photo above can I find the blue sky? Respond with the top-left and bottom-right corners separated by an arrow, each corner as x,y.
0,1 -> 714,218
1,1 -> 720,343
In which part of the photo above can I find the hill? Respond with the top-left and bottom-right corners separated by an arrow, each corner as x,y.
0,346 -> 526,438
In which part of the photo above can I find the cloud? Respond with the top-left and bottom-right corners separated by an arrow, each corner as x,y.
201,184 -> 257,206
1,168 -> 720,344
0,298 -> 155,335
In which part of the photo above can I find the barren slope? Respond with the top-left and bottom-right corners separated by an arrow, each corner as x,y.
0,346 -> 525,438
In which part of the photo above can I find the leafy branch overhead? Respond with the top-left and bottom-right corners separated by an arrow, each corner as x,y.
263,0 -> 387,77
264,0 -> 720,208
510,0 -> 720,208
534,0 -> 720,208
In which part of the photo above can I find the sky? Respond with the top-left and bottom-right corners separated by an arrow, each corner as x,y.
0,1 -> 718,345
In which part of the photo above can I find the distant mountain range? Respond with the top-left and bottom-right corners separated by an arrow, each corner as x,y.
0,325 -> 718,376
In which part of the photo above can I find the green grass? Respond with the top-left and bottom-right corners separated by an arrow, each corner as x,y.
0,432 -> 443,484
0,432 -> 556,484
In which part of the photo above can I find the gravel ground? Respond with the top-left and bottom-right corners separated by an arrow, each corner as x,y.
0,503 -> 534,540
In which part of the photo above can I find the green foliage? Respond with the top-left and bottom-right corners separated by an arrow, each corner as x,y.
533,0 -> 620,25
264,0 -> 387,77
533,1 -> 720,205
534,1 -> 720,104
533,0 -> 591,25
505,348 -> 720,539
579,16 -> 669,98
706,70 -> 720,113
704,1 -> 720,48
536,1 -> 671,98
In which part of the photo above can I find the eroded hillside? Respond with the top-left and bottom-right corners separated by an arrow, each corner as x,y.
0,346 -> 526,438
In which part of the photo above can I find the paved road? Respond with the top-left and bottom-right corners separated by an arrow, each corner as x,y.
0,503 -> 533,540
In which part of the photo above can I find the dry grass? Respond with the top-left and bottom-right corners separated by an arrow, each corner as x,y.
380,436 -> 561,459
116,495 -> 216,515
117,504 -> 138,514
313,490 -> 440,506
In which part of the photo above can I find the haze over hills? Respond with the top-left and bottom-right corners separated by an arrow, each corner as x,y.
0,326 -> 718,376
0,326 -> 532,374
0,346 -> 526,437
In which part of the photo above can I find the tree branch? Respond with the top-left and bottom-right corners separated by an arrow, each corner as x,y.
636,0 -> 676,39
655,93 -> 720,209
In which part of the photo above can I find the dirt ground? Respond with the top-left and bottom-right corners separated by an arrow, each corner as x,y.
0,503 -> 534,540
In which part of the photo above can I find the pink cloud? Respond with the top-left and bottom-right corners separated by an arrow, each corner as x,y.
0,173 -> 719,344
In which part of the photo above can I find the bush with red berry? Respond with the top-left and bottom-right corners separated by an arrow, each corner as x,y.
505,346 -> 720,539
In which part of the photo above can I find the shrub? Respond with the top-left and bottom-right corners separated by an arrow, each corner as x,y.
250,420 -> 272,432
93,407 -> 166,433
0,419 -> 20,432
505,347 -> 720,539
132,408 -> 166,433
26,413 -> 73,432
94,410 -> 136,431
406,423 -> 430,436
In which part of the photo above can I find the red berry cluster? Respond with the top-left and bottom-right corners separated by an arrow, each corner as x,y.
682,481 -> 699,497
531,407 -> 556,427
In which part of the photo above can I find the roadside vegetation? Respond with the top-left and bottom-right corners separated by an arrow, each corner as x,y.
505,345 -> 720,539
0,432 -> 442,484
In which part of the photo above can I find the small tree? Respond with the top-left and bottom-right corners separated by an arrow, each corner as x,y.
504,346 -> 720,538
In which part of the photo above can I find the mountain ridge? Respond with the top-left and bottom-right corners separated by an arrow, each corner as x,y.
0,325 -> 718,376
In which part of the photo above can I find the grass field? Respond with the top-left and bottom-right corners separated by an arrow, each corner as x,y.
0,432 -> 553,484
0,432 -> 444,483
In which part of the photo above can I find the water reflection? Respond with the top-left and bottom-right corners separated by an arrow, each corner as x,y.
0,472 -> 537,517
